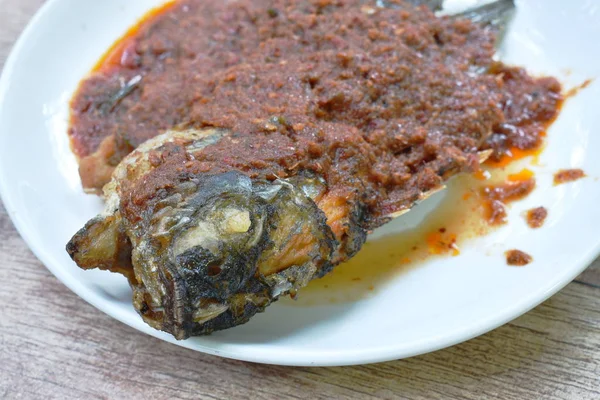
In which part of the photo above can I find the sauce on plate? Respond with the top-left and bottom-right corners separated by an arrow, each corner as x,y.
554,169 -> 586,185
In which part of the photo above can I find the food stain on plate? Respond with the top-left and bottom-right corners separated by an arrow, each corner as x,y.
288,152 -> 574,306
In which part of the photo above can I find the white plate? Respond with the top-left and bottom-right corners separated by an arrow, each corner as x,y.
1,0 -> 599,366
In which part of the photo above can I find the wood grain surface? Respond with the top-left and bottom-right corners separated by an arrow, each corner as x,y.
1,1 -> 599,399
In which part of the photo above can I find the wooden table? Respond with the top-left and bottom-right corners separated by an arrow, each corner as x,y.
1,1 -> 599,398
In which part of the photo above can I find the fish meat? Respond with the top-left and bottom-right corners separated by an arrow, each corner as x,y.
67,0 -> 561,339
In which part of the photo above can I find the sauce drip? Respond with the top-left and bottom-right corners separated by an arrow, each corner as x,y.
485,145 -> 544,168
554,169 -> 586,185
564,79 -> 593,98
505,250 -> 533,266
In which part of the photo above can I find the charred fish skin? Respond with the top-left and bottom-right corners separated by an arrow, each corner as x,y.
67,131 -> 340,339
148,171 -> 337,338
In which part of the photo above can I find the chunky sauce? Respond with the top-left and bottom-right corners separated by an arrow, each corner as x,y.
526,207 -> 548,229
482,65 -> 562,166
505,250 -> 533,266
554,169 -> 586,185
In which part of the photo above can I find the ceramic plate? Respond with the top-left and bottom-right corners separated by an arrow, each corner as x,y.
1,0 -> 599,366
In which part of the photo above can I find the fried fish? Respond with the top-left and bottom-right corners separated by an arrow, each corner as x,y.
67,0 -> 562,339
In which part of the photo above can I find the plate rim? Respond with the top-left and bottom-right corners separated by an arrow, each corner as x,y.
0,0 -> 599,367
